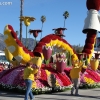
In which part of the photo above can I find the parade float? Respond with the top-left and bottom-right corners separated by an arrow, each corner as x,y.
0,0 -> 100,94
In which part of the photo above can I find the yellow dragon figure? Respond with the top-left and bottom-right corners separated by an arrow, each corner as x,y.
4,24 -> 44,68
4,48 -> 13,61
4,25 -> 33,64
4,48 -> 20,67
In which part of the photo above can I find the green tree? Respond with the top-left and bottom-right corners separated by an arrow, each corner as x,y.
40,15 -> 46,40
63,11 -> 69,28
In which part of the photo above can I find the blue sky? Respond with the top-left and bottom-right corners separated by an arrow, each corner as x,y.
0,0 -> 89,46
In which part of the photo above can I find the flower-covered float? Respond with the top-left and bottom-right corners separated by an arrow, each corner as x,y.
0,0 -> 100,94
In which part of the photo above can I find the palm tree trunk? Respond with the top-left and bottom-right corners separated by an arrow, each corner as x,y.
25,26 -> 28,48
40,22 -> 43,40
19,0 -> 23,42
63,19 -> 66,34
64,18 -> 66,28
33,37 -> 37,49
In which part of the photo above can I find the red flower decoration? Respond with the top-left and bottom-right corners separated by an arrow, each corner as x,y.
40,36 -> 51,44
85,38 -> 95,44
16,39 -> 23,47
52,28 -> 66,37
82,49 -> 91,54
84,43 -> 93,49
86,0 -> 100,11
8,25 -> 14,32
0,66 -> 4,73
23,47 -> 29,53
34,47 -> 42,54
77,53 -> 83,60
29,29 -> 42,38
36,42 -> 45,48
87,32 -> 96,38
94,53 -> 100,59
29,51 -> 34,57
11,31 -> 17,39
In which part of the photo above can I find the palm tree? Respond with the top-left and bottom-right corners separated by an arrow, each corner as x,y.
19,0 -> 24,42
63,11 -> 69,28
40,15 -> 46,40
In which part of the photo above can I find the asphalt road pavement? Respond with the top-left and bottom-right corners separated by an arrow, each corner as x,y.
0,88 -> 100,100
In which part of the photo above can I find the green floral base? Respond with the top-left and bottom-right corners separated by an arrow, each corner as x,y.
79,83 -> 100,89
1,83 -> 100,94
0,83 -> 71,94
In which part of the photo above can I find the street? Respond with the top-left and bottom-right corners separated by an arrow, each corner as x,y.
0,88 -> 100,100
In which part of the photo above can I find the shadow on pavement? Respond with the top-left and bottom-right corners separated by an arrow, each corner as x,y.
73,94 -> 100,99
50,93 -> 100,99
0,91 -> 24,98
36,97 -> 67,100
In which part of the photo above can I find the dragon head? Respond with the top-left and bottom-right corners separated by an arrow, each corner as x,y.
4,25 -> 14,34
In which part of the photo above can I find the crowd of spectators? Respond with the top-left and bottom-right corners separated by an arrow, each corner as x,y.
0,63 -> 13,71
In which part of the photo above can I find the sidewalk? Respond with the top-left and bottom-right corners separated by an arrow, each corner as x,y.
0,88 -> 100,100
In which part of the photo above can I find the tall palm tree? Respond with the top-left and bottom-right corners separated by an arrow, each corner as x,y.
63,11 -> 69,28
40,15 -> 46,40
19,0 -> 24,42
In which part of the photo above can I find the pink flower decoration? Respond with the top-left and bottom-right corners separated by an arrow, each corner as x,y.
42,46 -> 53,60
56,53 -> 66,59
56,58 -> 67,73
